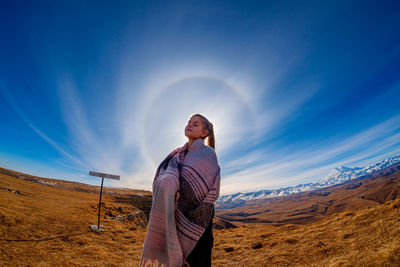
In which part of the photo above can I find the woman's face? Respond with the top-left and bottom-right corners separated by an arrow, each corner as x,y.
184,116 -> 208,140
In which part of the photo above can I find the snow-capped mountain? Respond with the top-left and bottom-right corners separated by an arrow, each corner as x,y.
216,154 -> 400,207
322,155 -> 400,186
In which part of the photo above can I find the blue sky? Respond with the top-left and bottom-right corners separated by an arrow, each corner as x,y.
1,1 -> 400,194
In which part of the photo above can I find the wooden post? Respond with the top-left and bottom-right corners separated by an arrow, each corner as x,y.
97,177 -> 104,230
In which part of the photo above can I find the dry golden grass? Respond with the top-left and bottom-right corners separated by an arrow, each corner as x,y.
0,173 -> 146,267
213,200 -> 400,266
1,171 -> 400,266
0,166 -> 151,196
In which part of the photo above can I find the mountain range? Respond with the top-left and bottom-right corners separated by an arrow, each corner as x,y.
214,158 -> 400,226
217,154 -> 400,207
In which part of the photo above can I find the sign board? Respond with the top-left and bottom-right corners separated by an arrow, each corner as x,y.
89,171 -> 120,180
89,170 -> 120,232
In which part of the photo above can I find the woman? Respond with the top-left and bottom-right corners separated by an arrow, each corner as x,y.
140,114 -> 221,267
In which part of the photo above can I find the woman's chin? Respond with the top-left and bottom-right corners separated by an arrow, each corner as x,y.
185,134 -> 198,140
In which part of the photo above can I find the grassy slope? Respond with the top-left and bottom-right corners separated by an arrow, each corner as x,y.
1,171 -> 400,266
216,164 -> 400,226
213,200 -> 400,266
0,173 -> 145,267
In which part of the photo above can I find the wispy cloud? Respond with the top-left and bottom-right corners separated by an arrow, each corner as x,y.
221,114 -> 400,194
0,86 -> 77,164
5,65 -> 399,195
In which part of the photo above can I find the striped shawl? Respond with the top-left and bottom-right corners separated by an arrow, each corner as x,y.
140,138 -> 221,267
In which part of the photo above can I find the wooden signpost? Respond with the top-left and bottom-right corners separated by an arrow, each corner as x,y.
89,171 -> 120,232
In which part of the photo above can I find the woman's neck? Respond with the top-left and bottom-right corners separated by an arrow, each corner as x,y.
187,138 -> 203,151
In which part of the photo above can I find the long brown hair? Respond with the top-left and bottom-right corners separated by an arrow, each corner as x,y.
192,114 -> 216,150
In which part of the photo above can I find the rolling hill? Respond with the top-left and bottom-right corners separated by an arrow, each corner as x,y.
217,154 -> 400,208
1,166 -> 400,266
215,162 -> 400,226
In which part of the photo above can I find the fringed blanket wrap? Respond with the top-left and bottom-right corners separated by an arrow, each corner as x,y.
140,138 -> 221,267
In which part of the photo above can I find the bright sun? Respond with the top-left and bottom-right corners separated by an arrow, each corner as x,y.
141,76 -> 256,165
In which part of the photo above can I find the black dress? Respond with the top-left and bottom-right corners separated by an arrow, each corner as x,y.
185,208 -> 215,267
